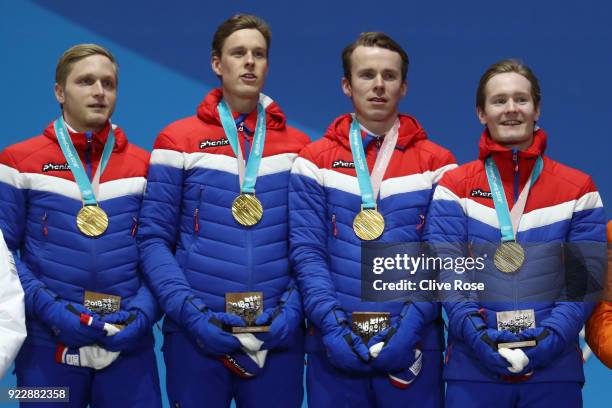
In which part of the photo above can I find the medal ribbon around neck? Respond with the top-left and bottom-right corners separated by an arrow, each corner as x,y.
485,154 -> 543,272
349,116 -> 399,240
54,116 -> 115,237
217,99 -> 267,226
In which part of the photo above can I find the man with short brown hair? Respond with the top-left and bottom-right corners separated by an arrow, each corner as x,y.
138,14 -> 309,408
290,32 -> 455,407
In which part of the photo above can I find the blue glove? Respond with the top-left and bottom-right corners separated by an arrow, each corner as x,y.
181,296 -> 245,356
462,312 -> 522,377
34,287 -> 106,347
368,302 -> 424,373
518,327 -> 566,371
98,309 -> 151,353
254,285 -> 302,350
320,308 -> 371,373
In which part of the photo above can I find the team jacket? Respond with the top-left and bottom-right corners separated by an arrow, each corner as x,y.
137,88 -> 310,334
289,113 -> 456,352
0,229 -> 26,378
586,221 -> 612,369
0,121 -> 159,347
424,128 -> 607,382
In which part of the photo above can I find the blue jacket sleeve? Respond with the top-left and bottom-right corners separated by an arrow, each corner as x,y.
137,133 -> 197,323
0,149 -> 50,318
289,150 -> 341,331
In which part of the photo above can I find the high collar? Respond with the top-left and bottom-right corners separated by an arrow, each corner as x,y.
478,128 -> 547,160
323,113 -> 428,150
43,119 -> 128,153
196,88 -> 287,133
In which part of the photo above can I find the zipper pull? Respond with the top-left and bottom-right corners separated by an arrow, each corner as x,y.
42,212 -> 48,236
131,217 -> 138,237
512,149 -> 518,172
416,214 -> 425,230
331,214 -> 338,237
376,136 -> 381,150
194,208 -> 200,233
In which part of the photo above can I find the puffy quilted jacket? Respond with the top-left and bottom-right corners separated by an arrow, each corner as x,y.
137,89 -> 310,334
425,128 -> 607,382
0,121 -> 159,347
289,114 -> 456,352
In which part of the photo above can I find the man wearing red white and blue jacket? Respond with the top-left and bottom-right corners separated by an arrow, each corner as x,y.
137,15 -> 310,408
0,44 -> 161,407
289,32 -> 456,407
424,60 -> 607,407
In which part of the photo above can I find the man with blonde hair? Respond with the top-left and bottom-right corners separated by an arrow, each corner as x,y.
0,43 -> 161,407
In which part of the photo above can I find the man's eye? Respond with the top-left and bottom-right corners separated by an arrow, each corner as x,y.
492,98 -> 505,105
361,73 -> 375,79
383,73 -> 397,81
102,80 -> 115,89
232,50 -> 245,57
254,51 -> 266,59
80,78 -> 94,85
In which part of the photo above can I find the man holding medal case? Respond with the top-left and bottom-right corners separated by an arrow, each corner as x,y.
424,60 -> 607,407
0,44 -> 162,406
289,32 -> 456,407
137,14 -> 309,408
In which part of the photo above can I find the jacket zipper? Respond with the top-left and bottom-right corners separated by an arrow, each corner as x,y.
85,132 -> 93,180
332,213 -> 338,238
194,187 -> 203,233
512,149 -> 519,204
131,217 -> 139,237
512,149 -> 519,306
42,212 -> 48,236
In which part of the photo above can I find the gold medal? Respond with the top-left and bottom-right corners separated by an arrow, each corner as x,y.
353,208 -> 385,241
76,205 -> 109,237
232,193 -> 263,227
494,241 -> 525,273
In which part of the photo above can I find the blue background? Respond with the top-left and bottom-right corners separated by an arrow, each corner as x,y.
1,1 -> 610,406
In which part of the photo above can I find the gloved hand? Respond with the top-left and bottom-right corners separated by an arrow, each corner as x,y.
367,302 -> 424,373
34,287 -> 106,347
462,312 -> 523,377
518,327 -> 566,371
320,308 -> 371,373
98,309 -> 151,353
255,286 -> 302,350
181,296 -> 245,356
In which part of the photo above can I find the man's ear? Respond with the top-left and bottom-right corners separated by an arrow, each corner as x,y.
211,55 -> 222,77
54,83 -> 65,104
341,77 -> 352,98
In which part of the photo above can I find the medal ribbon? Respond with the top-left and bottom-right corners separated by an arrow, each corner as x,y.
217,100 -> 266,194
348,116 -> 399,209
485,155 -> 543,242
54,117 -> 115,206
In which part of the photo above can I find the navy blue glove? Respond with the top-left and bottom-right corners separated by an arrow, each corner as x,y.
254,285 -> 302,350
99,309 -> 151,353
462,312 -> 522,377
320,308 -> 371,373
518,327 -> 566,371
181,296 -> 245,356
34,287 -> 106,347
368,302 -> 424,373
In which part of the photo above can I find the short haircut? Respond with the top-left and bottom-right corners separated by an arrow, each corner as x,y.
211,14 -> 272,58
55,44 -> 118,87
476,59 -> 541,110
342,32 -> 409,83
